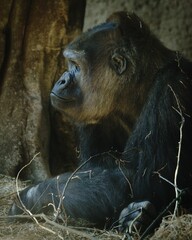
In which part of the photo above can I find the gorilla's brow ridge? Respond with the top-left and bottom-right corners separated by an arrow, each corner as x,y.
63,49 -> 86,59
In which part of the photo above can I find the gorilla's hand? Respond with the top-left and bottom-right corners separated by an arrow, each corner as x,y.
119,201 -> 156,235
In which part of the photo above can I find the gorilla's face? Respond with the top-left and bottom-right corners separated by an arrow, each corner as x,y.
51,17 -> 142,124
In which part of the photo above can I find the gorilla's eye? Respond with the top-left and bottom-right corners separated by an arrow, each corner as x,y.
69,60 -> 80,72
74,64 -> 80,72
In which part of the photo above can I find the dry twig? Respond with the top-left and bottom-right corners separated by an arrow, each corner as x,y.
168,85 -> 185,217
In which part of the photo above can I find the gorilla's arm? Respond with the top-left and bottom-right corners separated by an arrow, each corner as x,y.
9,168 -> 129,227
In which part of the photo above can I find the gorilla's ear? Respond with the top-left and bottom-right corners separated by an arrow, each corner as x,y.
111,52 -> 127,75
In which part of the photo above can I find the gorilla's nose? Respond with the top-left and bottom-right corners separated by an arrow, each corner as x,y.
57,72 -> 73,88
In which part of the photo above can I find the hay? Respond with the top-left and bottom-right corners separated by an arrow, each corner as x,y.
151,214 -> 192,240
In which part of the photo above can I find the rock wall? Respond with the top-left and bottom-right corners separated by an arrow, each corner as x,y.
84,0 -> 192,60
0,0 -> 85,181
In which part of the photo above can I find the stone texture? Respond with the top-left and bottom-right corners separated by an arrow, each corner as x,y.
84,0 -> 192,60
0,0 -> 85,181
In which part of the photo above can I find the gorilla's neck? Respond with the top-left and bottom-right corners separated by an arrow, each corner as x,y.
78,116 -> 130,165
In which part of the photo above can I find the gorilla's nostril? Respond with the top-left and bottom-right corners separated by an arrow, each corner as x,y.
60,79 -> 66,85
61,73 -> 71,85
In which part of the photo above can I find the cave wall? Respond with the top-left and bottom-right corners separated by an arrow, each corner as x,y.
84,0 -> 192,60
0,0 -> 85,181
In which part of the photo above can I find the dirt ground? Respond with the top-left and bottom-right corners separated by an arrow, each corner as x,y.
0,174 -> 192,240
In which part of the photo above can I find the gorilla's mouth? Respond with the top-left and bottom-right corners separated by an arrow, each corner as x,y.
50,92 -> 76,103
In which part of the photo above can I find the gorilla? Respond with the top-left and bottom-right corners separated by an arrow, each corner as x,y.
9,11 -> 192,235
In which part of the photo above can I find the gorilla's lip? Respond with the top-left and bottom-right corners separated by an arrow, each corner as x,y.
50,92 -> 75,103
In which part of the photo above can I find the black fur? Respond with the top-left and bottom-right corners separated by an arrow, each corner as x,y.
9,12 -> 192,231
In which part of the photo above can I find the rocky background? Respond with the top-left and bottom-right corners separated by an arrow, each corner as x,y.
84,0 -> 192,60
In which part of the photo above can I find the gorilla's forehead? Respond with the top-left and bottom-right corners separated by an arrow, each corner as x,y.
87,22 -> 118,36
66,22 -> 119,53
